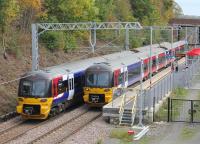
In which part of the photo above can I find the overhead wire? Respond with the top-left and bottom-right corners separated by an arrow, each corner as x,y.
0,36 -> 122,86
0,27 -> 197,86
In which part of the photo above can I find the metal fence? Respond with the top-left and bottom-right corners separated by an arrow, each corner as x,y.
170,99 -> 200,123
136,59 -> 200,122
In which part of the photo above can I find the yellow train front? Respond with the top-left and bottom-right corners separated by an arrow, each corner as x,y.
83,63 -> 115,107
16,72 -> 53,119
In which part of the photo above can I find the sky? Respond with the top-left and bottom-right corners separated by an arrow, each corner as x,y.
175,0 -> 200,16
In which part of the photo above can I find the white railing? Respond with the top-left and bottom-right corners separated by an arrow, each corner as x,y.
119,93 -> 126,124
131,95 -> 137,126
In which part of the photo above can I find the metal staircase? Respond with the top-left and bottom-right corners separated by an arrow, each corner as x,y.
119,94 -> 137,126
120,109 -> 132,125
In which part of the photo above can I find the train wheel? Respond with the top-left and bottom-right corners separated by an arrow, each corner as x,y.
50,108 -> 56,117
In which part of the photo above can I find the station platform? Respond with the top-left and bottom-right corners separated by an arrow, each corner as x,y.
103,58 -> 185,123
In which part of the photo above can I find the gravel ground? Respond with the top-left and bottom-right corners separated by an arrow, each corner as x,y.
8,105 -> 88,144
35,111 -> 101,144
62,116 -> 114,144
0,116 -> 23,133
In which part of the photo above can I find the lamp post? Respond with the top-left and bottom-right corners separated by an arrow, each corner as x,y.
138,58 -> 144,127
150,27 -> 153,88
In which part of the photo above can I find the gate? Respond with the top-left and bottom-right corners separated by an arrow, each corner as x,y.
170,98 -> 200,123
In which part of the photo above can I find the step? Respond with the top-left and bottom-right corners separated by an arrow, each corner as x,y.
124,109 -> 132,112
122,117 -> 132,121
122,114 -> 131,117
121,119 -> 132,123
120,123 -> 132,126
123,111 -> 132,115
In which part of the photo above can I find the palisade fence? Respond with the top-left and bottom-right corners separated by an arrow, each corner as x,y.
136,59 -> 200,122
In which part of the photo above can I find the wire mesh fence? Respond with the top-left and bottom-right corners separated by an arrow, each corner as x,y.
135,59 -> 200,122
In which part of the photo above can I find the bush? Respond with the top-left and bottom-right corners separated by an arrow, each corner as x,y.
40,31 -> 64,52
63,32 -> 77,52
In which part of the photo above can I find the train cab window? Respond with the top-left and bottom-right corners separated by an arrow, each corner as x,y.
19,79 -> 48,98
21,81 -> 32,96
86,72 -> 110,87
86,73 -> 97,87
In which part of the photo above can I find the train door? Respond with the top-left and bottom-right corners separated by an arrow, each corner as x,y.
165,51 -> 168,66
121,67 -> 128,88
156,55 -> 159,72
68,73 -> 74,100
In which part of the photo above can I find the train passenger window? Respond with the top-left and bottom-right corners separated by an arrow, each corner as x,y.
128,66 -> 140,80
158,56 -> 165,64
152,59 -> 156,66
58,80 -> 65,94
144,63 -> 148,72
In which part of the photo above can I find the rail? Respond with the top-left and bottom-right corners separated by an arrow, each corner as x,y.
119,93 -> 126,124
131,95 -> 137,126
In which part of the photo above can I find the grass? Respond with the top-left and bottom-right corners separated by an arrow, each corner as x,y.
109,128 -> 154,144
110,128 -> 133,143
96,139 -> 102,144
171,87 -> 188,98
180,126 -> 198,140
154,87 -> 188,121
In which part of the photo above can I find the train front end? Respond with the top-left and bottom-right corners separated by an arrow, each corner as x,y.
16,72 -> 52,119
83,64 -> 113,106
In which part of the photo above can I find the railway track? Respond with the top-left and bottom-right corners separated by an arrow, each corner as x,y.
0,119 -> 43,144
30,110 -> 101,144
4,105 -> 89,144
0,116 -> 25,135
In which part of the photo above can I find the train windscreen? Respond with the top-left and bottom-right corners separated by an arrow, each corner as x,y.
19,79 -> 50,98
86,72 -> 111,88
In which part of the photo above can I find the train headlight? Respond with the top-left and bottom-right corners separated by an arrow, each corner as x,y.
18,98 -> 23,102
40,98 -> 47,102
85,88 -> 89,91
104,88 -> 110,92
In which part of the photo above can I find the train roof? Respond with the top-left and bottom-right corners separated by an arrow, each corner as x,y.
92,52 -> 141,71
135,44 -> 166,58
25,40 -> 186,79
160,40 -> 186,50
40,51 -> 137,78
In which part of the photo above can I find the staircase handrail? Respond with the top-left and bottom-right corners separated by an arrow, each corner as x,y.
131,95 -> 137,126
119,93 -> 126,124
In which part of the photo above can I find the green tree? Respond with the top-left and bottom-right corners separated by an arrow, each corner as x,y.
0,0 -> 19,57
95,0 -> 115,21
44,0 -> 99,22
18,0 -> 42,32
130,0 -> 155,23
114,0 -> 134,21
